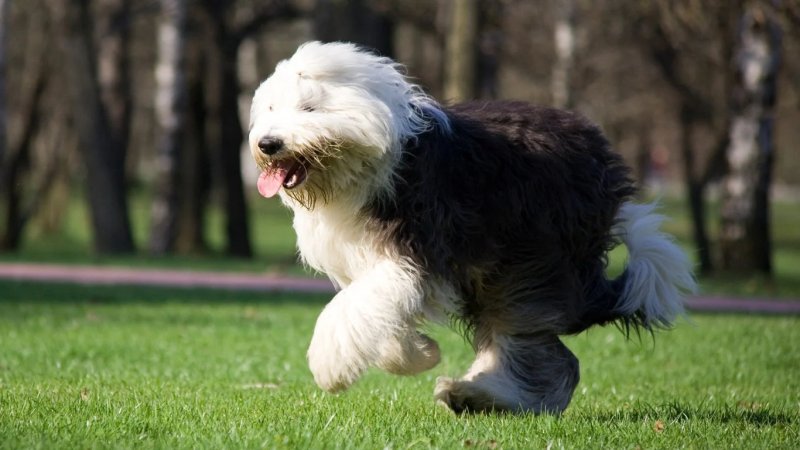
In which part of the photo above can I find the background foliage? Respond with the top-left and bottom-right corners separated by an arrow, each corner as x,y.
0,0 -> 798,278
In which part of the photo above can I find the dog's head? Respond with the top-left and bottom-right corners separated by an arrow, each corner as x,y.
248,41 -> 448,209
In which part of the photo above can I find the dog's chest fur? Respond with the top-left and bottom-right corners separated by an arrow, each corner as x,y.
291,201 -> 379,288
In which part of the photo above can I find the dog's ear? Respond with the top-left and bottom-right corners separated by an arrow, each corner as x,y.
296,75 -> 327,109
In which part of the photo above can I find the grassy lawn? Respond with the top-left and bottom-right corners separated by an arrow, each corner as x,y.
1,281 -> 798,448
0,191 -> 300,274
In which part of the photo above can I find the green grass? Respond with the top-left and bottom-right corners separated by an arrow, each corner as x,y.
1,190 -> 302,274
1,281 -> 798,448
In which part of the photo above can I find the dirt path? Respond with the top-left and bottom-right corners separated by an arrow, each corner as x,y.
1,262 -> 798,315
0,262 -> 333,293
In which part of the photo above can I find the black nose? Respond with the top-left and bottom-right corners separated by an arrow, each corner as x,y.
258,136 -> 284,155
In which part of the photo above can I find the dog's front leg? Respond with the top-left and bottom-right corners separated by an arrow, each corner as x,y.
307,259 -> 439,392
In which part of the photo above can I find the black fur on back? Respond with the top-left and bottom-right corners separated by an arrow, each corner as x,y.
364,101 -> 637,336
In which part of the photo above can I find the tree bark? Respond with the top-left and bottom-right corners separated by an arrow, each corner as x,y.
443,0 -> 478,102
200,0 -> 299,258
96,0 -> 133,149
0,66 -> 46,250
217,43 -> 252,257
0,0 -> 7,181
58,0 -> 135,254
641,5 -> 742,274
175,32 -> 212,254
552,0 -> 576,109
679,106 -> 714,274
1,1 -> 58,251
313,0 -> 394,56
634,121 -> 652,190
149,0 -> 188,255
203,1 -> 251,258
718,5 -> 781,274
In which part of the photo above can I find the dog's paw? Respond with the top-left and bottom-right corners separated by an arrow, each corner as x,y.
377,332 -> 441,375
306,304 -> 368,393
307,339 -> 364,393
434,376 -> 502,414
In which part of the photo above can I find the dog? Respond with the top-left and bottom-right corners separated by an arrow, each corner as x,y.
248,41 -> 696,414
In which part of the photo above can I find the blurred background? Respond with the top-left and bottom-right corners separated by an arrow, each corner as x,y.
0,0 -> 798,291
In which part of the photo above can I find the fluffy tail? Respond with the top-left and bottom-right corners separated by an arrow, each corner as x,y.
612,202 -> 697,329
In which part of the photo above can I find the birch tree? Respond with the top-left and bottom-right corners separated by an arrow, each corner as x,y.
149,0 -> 187,254
552,0 -> 576,109
719,4 -> 782,274
633,0 -> 741,273
443,0 -> 478,102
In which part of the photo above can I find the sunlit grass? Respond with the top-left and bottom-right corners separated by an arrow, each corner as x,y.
1,281 -> 798,448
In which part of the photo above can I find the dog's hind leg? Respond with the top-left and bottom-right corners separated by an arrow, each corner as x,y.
434,331 -> 579,414
375,329 -> 440,375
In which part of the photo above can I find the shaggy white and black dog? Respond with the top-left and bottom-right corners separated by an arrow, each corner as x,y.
248,41 -> 695,414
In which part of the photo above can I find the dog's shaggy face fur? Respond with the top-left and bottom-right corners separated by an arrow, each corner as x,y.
249,43 -> 447,209
249,42 -> 696,414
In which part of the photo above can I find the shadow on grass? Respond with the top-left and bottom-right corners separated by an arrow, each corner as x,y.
585,401 -> 795,427
0,280 -> 329,306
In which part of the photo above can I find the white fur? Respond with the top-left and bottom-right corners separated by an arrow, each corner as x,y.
249,42 -> 450,392
249,41 -> 448,208
613,202 -> 698,327
306,257 -> 440,391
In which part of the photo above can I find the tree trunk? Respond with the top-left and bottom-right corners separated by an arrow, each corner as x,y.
202,2 -> 252,258
217,44 -> 252,257
634,121 -> 652,190
718,6 -> 781,274
96,0 -> 132,148
149,0 -> 188,255
478,29 -> 500,100
175,33 -> 211,254
1,1 -> 59,251
679,106 -> 713,274
199,0 -> 300,258
313,0 -> 394,56
643,8 -> 743,275
0,66 -> 46,250
58,0 -> 134,254
552,0 -> 576,109
0,0 -> 7,180
443,0 -> 478,102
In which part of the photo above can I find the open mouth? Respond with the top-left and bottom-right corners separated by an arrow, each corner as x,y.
257,157 -> 309,198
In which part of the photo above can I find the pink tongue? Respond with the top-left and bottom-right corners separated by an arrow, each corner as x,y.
257,168 -> 288,198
